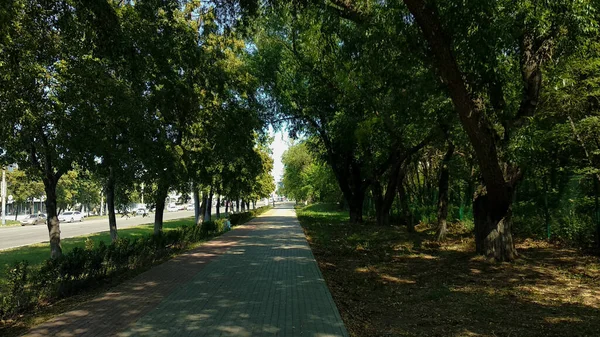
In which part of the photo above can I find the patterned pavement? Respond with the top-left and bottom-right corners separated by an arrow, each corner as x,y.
23,203 -> 348,337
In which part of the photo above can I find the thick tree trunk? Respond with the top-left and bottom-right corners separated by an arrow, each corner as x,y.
436,142 -> 454,241
241,199 -> 246,212
154,183 -> 168,235
106,167 -> 118,242
473,192 -> 517,261
372,183 -> 390,226
348,192 -> 365,224
43,174 -> 62,259
236,199 -> 239,212
194,187 -> 201,226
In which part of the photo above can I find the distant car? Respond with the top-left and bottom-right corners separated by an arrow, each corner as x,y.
177,204 -> 186,210
167,205 -> 179,212
136,208 -> 148,216
20,214 -> 46,226
58,211 -> 84,223
186,204 -> 194,211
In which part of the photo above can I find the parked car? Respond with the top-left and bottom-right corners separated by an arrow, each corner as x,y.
58,211 -> 84,223
186,204 -> 194,211
20,214 -> 46,226
167,205 -> 179,212
136,208 -> 148,216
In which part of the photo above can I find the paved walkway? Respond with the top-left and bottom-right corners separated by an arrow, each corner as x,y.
24,203 -> 348,337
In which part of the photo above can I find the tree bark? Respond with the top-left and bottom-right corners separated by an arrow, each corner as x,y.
347,191 -> 365,224
216,194 -> 221,218
473,191 -> 517,261
154,182 -> 168,235
106,166 -> 118,242
372,182 -> 389,226
193,185 -> 201,226
204,187 -> 213,222
43,173 -> 62,259
398,183 -> 414,232
225,199 -> 229,215
236,199 -> 240,212
436,142 -> 454,241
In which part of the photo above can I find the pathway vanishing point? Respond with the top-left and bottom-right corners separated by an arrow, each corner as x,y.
23,203 -> 348,337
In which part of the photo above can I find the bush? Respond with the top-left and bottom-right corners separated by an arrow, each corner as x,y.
201,218 -> 228,233
229,205 -> 271,226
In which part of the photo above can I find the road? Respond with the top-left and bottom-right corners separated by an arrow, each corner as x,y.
0,210 -> 197,251
0,201 -> 274,251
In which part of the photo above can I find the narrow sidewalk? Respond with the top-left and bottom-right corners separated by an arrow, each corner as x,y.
24,203 -> 348,337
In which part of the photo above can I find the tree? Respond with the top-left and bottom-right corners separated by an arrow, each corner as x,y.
0,1 -> 90,258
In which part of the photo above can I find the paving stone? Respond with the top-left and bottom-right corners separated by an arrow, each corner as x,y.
23,204 -> 348,337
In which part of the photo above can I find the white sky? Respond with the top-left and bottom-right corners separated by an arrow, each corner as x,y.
269,127 -> 290,182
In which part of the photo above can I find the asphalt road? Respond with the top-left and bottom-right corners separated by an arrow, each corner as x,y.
0,210 -> 197,251
0,201 -> 275,251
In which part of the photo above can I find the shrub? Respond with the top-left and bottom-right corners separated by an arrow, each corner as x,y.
229,205 -> 271,226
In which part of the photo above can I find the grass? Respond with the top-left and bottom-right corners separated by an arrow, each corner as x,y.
297,203 -> 600,337
0,217 -> 195,284
0,220 -> 21,227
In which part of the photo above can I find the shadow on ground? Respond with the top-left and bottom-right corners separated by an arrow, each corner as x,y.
298,205 -> 600,337
23,206 -> 348,337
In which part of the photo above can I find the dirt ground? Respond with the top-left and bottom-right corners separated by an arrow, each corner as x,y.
298,207 -> 600,337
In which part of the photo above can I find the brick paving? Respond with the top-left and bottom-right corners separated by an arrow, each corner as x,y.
23,204 -> 348,337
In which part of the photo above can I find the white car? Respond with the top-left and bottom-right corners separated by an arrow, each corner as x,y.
167,205 -> 179,212
59,211 -> 84,223
186,204 -> 194,211
136,208 -> 149,216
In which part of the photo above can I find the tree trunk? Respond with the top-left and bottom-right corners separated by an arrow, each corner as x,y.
236,199 -> 239,212
204,187 -> 213,222
473,192 -> 517,261
241,199 -> 246,212
216,194 -> 221,218
225,199 -> 229,215
436,142 -> 454,241
194,186 -> 201,226
106,167 -> 118,242
43,174 -> 62,259
154,182 -> 168,235
372,183 -> 389,226
348,192 -> 365,224
398,183 -> 414,232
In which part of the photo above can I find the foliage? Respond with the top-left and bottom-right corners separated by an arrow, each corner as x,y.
281,141 -> 341,203
229,205 -> 271,226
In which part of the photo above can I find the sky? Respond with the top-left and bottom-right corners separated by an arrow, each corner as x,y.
269,127 -> 290,183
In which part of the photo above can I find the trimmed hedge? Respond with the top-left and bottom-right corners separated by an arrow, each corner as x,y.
229,205 -> 271,226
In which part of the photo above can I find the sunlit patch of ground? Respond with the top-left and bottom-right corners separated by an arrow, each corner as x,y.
297,204 -> 600,337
